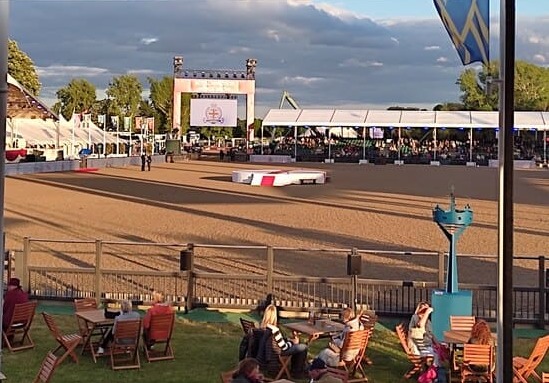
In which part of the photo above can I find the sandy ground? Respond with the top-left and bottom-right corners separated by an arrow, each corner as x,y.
4,160 -> 549,287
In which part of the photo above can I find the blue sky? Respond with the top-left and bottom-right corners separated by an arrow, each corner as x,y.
8,0 -> 549,117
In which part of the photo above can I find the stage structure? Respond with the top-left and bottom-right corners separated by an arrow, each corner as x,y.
171,56 -> 257,146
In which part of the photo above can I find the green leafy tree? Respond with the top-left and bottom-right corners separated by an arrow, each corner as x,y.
54,79 -> 97,119
433,102 -> 464,111
106,74 -> 143,131
148,76 -> 173,134
457,60 -> 549,111
7,39 -> 41,95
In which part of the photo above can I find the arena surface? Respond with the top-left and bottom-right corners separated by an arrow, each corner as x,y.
4,161 -> 549,287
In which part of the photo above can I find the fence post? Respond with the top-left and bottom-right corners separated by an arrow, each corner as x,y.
185,243 -> 195,313
19,237 -> 30,292
538,256 -> 545,329
438,251 -> 445,289
266,246 -> 274,294
95,240 -> 103,306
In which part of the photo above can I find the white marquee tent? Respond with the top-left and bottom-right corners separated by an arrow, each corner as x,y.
261,109 -> 549,129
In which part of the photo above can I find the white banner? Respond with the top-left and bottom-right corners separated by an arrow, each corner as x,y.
369,127 -> 384,139
190,99 -> 237,127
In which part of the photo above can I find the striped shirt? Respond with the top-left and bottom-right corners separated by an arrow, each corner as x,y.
267,324 -> 291,351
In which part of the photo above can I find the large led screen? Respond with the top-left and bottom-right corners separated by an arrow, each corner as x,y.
190,99 -> 238,127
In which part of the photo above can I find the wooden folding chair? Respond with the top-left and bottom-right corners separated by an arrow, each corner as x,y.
143,312 -> 175,362
460,344 -> 493,383
42,312 -> 82,365
395,323 -> 433,379
239,318 -> 256,335
3,300 -> 38,352
450,316 -> 476,332
513,334 -> 549,383
32,351 -> 59,383
358,312 -> 377,366
337,328 -> 370,382
110,318 -> 141,370
450,315 -> 476,370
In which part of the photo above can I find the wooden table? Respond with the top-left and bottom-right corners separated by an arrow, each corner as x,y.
283,319 -> 345,344
75,309 -> 114,363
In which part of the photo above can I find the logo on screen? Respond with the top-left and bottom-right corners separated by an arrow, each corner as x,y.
203,104 -> 224,124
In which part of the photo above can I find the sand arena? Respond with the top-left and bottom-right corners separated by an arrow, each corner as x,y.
4,161 -> 549,288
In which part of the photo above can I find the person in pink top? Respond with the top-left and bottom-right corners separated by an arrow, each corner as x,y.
143,291 -> 172,350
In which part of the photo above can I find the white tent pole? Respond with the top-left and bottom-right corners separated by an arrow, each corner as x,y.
470,128 -> 474,163
294,126 -> 297,160
260,124 -> 264,155
362,127 -> 365,160
71,116 -> 75,158
433,127 -> 437,161
116,123 -> 119,155
398,127 -> 402,162
328,130 -> 332,160
543,129 -> 547,165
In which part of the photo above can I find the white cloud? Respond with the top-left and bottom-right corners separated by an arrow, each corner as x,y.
339,58 -> 383,68
280,76 -> 324,86
140,37 -> 158,45
37,65 -> 109,78
436,57 -> 449,63
533,54 -> 546,63
425,45 -> 440,51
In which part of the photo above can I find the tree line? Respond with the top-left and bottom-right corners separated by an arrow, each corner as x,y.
8,39 -> 549,139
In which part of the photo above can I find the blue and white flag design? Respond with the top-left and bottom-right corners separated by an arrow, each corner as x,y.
434,0 -> 489,65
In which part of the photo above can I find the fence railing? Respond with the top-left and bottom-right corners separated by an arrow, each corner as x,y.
14,237 -> 549,327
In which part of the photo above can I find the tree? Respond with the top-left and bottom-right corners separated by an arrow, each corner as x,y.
106,74 -> 143,131
433,102 -> 464,111
55,79 -> 97,119
148,76 -> 173,134
8,39 -> 41,95
456,60 -> 549,111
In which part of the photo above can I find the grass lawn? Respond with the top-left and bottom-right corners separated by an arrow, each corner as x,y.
2,308 -> 548,382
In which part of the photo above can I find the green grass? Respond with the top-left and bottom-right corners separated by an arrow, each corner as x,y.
2,310 -> 548,382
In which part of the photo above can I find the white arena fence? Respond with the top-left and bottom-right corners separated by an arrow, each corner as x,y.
9,237 -> 549,327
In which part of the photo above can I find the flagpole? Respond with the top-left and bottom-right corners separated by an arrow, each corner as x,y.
497,0 -> 515,382
0,0 -> 10,376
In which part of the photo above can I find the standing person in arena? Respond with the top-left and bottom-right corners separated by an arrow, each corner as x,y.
260,304 -> 308,378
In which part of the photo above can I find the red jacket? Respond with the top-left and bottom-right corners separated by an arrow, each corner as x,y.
143,303 -> 172,330
3,288 -> 29,328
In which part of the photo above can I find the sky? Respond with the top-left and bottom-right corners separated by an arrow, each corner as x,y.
7,0 -> 549,118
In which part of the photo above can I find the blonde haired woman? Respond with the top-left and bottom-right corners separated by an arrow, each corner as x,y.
316,307 -> 363,367
260,304 -> 308,378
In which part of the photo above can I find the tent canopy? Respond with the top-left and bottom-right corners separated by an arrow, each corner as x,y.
7,74 -> 58,120
262,109 -> 549,129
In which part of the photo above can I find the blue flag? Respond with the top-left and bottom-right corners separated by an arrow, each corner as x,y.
434,0 -> 489,65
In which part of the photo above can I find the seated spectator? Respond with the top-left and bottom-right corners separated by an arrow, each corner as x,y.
231,357 -> 265,383
307,357 -> 343,383
3,277 -> 29,330
466,319 -> 495,372
97,299 -> 140,355
408,301 -> 435,357
143,291 -> 172,350
260,304 -> 308,377
317,307 -> 363,367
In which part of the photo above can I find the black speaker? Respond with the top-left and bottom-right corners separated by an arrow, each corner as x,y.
180,250 -> 193,271
347,254 -> 361,275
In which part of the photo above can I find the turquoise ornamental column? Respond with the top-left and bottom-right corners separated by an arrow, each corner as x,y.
432,193 -> 473,293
